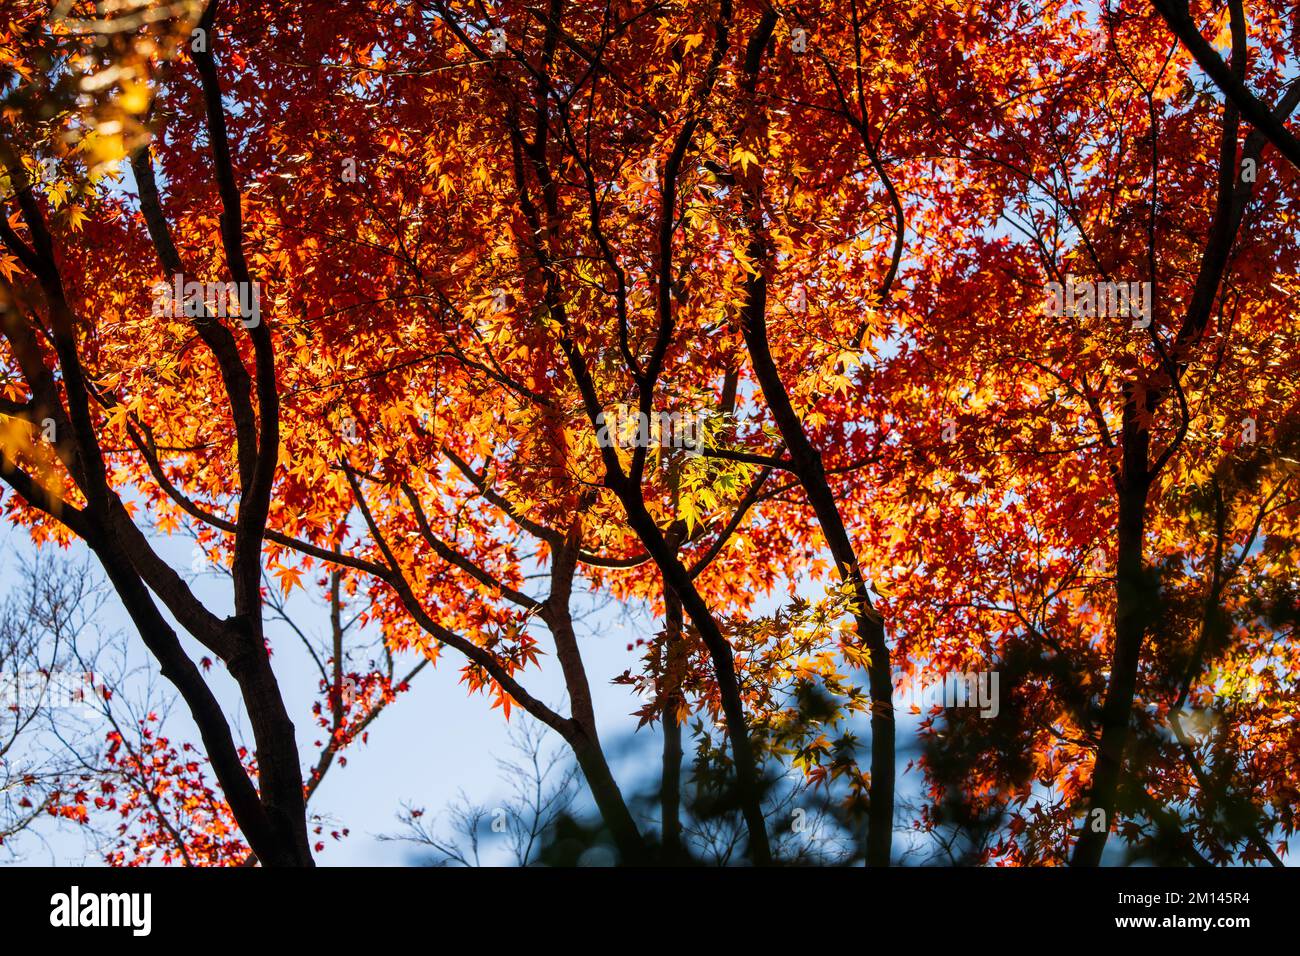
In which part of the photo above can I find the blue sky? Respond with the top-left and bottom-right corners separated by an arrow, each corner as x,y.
2,510 -> 961,866
0,518 -> 662,865
13,508 -> 1279,866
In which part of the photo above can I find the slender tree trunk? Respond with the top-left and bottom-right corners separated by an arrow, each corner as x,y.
567,734 -> 649,864
544,522 -> 650,864
738,260 -> 894,867
862,619 -> 894,867
227,644 -> 315,866
613,494 -> 773,864
660,585 -> 685,864
732,9 -> 893,865
1073,421 -> 1153,867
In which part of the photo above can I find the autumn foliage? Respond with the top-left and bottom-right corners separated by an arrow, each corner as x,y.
1,0 -> 1298,866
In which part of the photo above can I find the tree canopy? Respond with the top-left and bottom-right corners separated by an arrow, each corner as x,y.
0,0 -> 1297,866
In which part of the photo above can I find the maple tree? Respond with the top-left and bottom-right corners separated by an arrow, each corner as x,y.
1,0 -> 1297,867
849,0 -> 1300,864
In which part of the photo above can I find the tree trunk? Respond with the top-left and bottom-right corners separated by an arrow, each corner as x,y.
661,585 -> 685,863
1073,459 -> 1152,866
226,640 -> 315,866
545,523 -> 650,864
